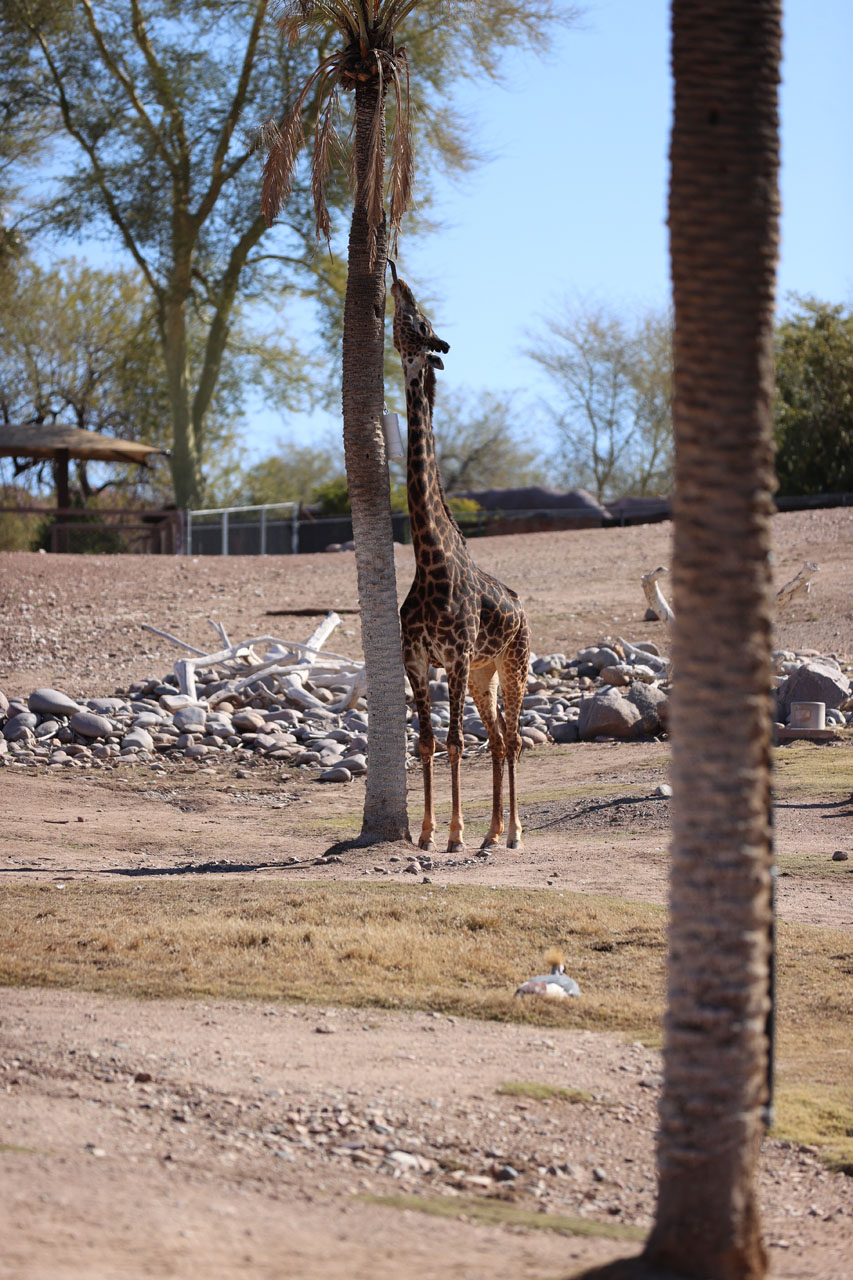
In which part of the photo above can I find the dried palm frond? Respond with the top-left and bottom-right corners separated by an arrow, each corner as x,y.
273,0 -> 365,43
386,49 -> 413,254
261,54 -> 341,225
311,88 -> 345,243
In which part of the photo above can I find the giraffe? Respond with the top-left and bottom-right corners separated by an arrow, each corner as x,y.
388,261 -> 531,854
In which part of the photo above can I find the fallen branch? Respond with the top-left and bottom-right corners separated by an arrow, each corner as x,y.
776,561 -> 820,611
642,566 -> 675,625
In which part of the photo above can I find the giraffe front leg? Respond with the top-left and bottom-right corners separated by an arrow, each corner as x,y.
468,664 -> 505,850
445,658 -> 470,853
406,660 -> 436,852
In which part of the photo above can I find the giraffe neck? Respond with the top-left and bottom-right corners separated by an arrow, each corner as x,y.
403,362 -> 464,563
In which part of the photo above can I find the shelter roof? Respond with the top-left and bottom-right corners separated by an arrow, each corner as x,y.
0,424 -> 169,465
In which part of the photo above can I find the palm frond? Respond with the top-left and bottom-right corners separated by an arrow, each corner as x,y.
272,0 -> 363,43
387,49 -> 413,254
312,88 -> 345,243
261,54 -> 343,225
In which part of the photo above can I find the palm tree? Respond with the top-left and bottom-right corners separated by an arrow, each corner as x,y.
261,1 -> 421,843
575,4 -> 782,1279
261,1 -> 574,844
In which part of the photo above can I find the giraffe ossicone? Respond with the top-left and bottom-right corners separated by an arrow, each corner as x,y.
389,263 -> 531,855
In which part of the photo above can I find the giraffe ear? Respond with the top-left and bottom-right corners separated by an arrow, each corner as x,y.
426,353 -> 444,370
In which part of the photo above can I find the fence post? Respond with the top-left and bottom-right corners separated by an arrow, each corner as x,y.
292,503 -> 299,555
185,509 -> 192,555
222,509 -> 229,556
260,506 -> 267,556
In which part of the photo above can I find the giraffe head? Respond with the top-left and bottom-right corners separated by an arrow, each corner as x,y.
388,259 -> 449,378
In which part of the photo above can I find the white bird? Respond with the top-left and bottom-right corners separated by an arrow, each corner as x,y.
515,947 -> 580,998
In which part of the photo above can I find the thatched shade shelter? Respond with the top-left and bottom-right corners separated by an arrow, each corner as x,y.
0,424 -> 170,506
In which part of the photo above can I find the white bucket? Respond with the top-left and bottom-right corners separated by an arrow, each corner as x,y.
789,701 -> 826,730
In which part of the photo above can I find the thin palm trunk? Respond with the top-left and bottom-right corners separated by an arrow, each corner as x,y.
643,3 -> 782,1277
341,77 -> 410,843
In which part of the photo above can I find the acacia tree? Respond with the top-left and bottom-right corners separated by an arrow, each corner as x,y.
261,0 -> 572,843
2,0 -> 348,508
528,301 -> 673,502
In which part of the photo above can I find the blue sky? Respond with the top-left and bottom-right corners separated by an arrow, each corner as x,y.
247,0 -> 852,463
37,1 -> 853,467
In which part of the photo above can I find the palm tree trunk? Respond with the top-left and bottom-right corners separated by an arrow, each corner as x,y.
643,3 -> 781,1277
341,75 -> 410,843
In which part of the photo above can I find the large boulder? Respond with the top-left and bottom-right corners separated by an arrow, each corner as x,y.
776,659 -> 850,722
626,681 -> 669,734
577,688 -> 642,740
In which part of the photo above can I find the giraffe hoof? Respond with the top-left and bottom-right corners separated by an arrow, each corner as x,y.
418,838 -> 436,853
506,838 -> 523,851
447,840 -> 465,854
479,838 -> 499,852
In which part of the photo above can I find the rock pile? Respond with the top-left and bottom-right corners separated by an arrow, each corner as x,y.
1,638 -> 850,778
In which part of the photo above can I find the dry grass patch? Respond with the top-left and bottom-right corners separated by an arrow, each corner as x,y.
1,880 -> 850,1162
0,881 -> 665,1031
359,1192 -> 646,1242
497,1081 -> 594,1104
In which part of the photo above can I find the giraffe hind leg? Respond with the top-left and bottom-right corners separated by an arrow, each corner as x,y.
445,656 -> 470,854
497,623 -> 530,850
468,663 -> 506,849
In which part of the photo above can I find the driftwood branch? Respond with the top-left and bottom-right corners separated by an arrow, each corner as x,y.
143,612 -> 367,715
776,561 -> 820,611
642,566 -> 675,625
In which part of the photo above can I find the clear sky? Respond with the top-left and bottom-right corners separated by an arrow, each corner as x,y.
41,1 -> 853,467
245,0 -> 852,463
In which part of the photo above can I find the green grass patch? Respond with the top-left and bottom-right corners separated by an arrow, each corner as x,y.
359,1192 -> 646,1241
773,741 -> 853,794
497,1081 -> 594,1104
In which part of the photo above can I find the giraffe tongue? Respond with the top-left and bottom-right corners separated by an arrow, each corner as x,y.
387,258 -> 398,283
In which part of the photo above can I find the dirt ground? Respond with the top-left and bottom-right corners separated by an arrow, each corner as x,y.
1,509 -> 852,1278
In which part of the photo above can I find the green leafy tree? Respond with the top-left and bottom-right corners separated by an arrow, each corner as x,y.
774,297 -> 853,496
1,0 -> 340,508
0,256 -> 301,506
261,0 -> 574,844
232,437 -> 346,507
528,301 -> 673,502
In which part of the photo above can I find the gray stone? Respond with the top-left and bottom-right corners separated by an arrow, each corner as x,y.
0,690 -> 8,716
232,708 -> 267,732
428,679 -> 449,702
318,766 -> 352,783
777,659 -> 850,720
34,719 -> 61,739
87,697 -> 127,714
338,753 -> 367,775
28,688 -> 81,716
122,727 -> 154,752
832,850 -> 849,862
132,712 -> 162,729
551,720 -> 579,744
626,681 -> 669,734
159,693 -> 197,713
577,688 -> 642,740
4,711 -> 38,740
173,705 -> 207,733
70,710 -> 114,739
